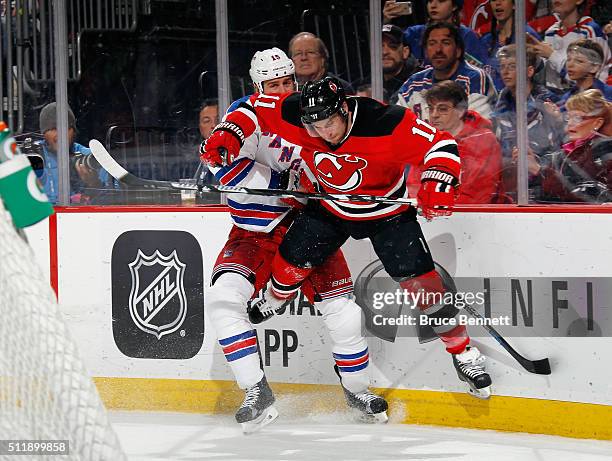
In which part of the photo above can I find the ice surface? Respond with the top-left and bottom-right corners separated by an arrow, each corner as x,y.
111,408 -> 612,461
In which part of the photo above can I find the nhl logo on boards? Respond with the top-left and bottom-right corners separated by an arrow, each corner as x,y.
128,249 -> 186,340
111,230 -> 204,359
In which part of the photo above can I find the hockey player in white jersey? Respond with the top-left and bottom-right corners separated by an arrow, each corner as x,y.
204,48 -> 387,434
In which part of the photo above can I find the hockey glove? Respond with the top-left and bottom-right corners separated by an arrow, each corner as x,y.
278,167 -> 308,209
417,168 -> 459,221
199,122 -> 244,166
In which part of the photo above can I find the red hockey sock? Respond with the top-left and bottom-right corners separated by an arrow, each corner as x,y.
400,270 -> 470,354
270,252 -> 313,299
399,270 -> 446,310
438,325 -> 469,354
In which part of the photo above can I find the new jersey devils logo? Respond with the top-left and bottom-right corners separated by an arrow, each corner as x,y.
313,151 -> 367,191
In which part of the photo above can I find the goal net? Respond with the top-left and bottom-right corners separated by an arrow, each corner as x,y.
0,204 -> 126,460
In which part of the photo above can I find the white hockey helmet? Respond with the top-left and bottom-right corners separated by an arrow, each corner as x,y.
249,47 -> 296,93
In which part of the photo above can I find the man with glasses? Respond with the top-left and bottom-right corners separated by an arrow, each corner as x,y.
406,81 -> 502,204
288,32 -> 354,93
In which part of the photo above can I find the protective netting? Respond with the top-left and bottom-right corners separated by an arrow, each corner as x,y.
0,205 -> 126,461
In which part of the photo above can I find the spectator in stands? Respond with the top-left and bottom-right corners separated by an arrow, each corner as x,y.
382,24 -> 420,103
355,83 -> 373,98
288,32 -> 354,93
527,0 -> 611,91
557,39 -> 612,108
529,89 -> 612,203
406,81 -> 502,204
35,102 -> 111,204
480,0 -> 541,91
198,99 -> 219,140
195,99 -> 220,190
490,45 -> 565,200
605,21 -> 612,68
397,22 -> 497,120
390,0 -> 487,66
491,45 -> 564,160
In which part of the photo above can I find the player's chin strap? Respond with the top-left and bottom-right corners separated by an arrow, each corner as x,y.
88,139 -> 417,207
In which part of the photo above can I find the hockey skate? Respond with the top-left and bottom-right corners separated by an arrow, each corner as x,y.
334,365 -> 389,423
235,376 -> 278,434
452,346 -> 492,399
247,284 -> 294,324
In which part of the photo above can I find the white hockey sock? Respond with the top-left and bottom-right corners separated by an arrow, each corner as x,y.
317,296 -> 371,393
208,273 -> 264,389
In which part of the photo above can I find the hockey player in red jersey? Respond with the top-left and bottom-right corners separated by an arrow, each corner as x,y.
202,76 -> 492,399
205,52 -> 388,433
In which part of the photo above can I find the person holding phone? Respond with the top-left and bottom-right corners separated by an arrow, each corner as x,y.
383,0 -> 413,22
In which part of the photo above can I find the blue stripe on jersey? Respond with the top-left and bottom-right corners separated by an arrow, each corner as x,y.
219,329 -> 256,346
215,159 -> 254,186
226,95 -> 251,114
226,346 -> 258,362
332,348 -> 368,360
227,198 -> 289,213
337,361 -> 370,373
232,216 -> 276,226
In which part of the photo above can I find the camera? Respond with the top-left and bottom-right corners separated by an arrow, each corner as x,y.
17,137 -> 45,170
70,152 -> 101,171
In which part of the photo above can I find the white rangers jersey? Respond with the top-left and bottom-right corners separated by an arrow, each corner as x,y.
208,127 -> 303,233
544,16 -> 611,90
397,61 -> 497,121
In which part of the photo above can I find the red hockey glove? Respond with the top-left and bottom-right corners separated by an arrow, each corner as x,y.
199,122 -> 244,166
417,168 -> 459,221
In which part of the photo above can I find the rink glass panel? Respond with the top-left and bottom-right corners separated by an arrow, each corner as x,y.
10,1 -> 609,207
12,1 -> 218,206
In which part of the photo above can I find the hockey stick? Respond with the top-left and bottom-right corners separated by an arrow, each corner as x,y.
88,140 -> 417,206
435,263 -> 551,375
461,303 -> 551,375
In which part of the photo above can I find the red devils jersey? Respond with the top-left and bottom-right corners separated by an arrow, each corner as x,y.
226,92 -> 460,220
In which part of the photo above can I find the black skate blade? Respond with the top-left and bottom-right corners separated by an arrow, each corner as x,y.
241,406 -> 279,434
